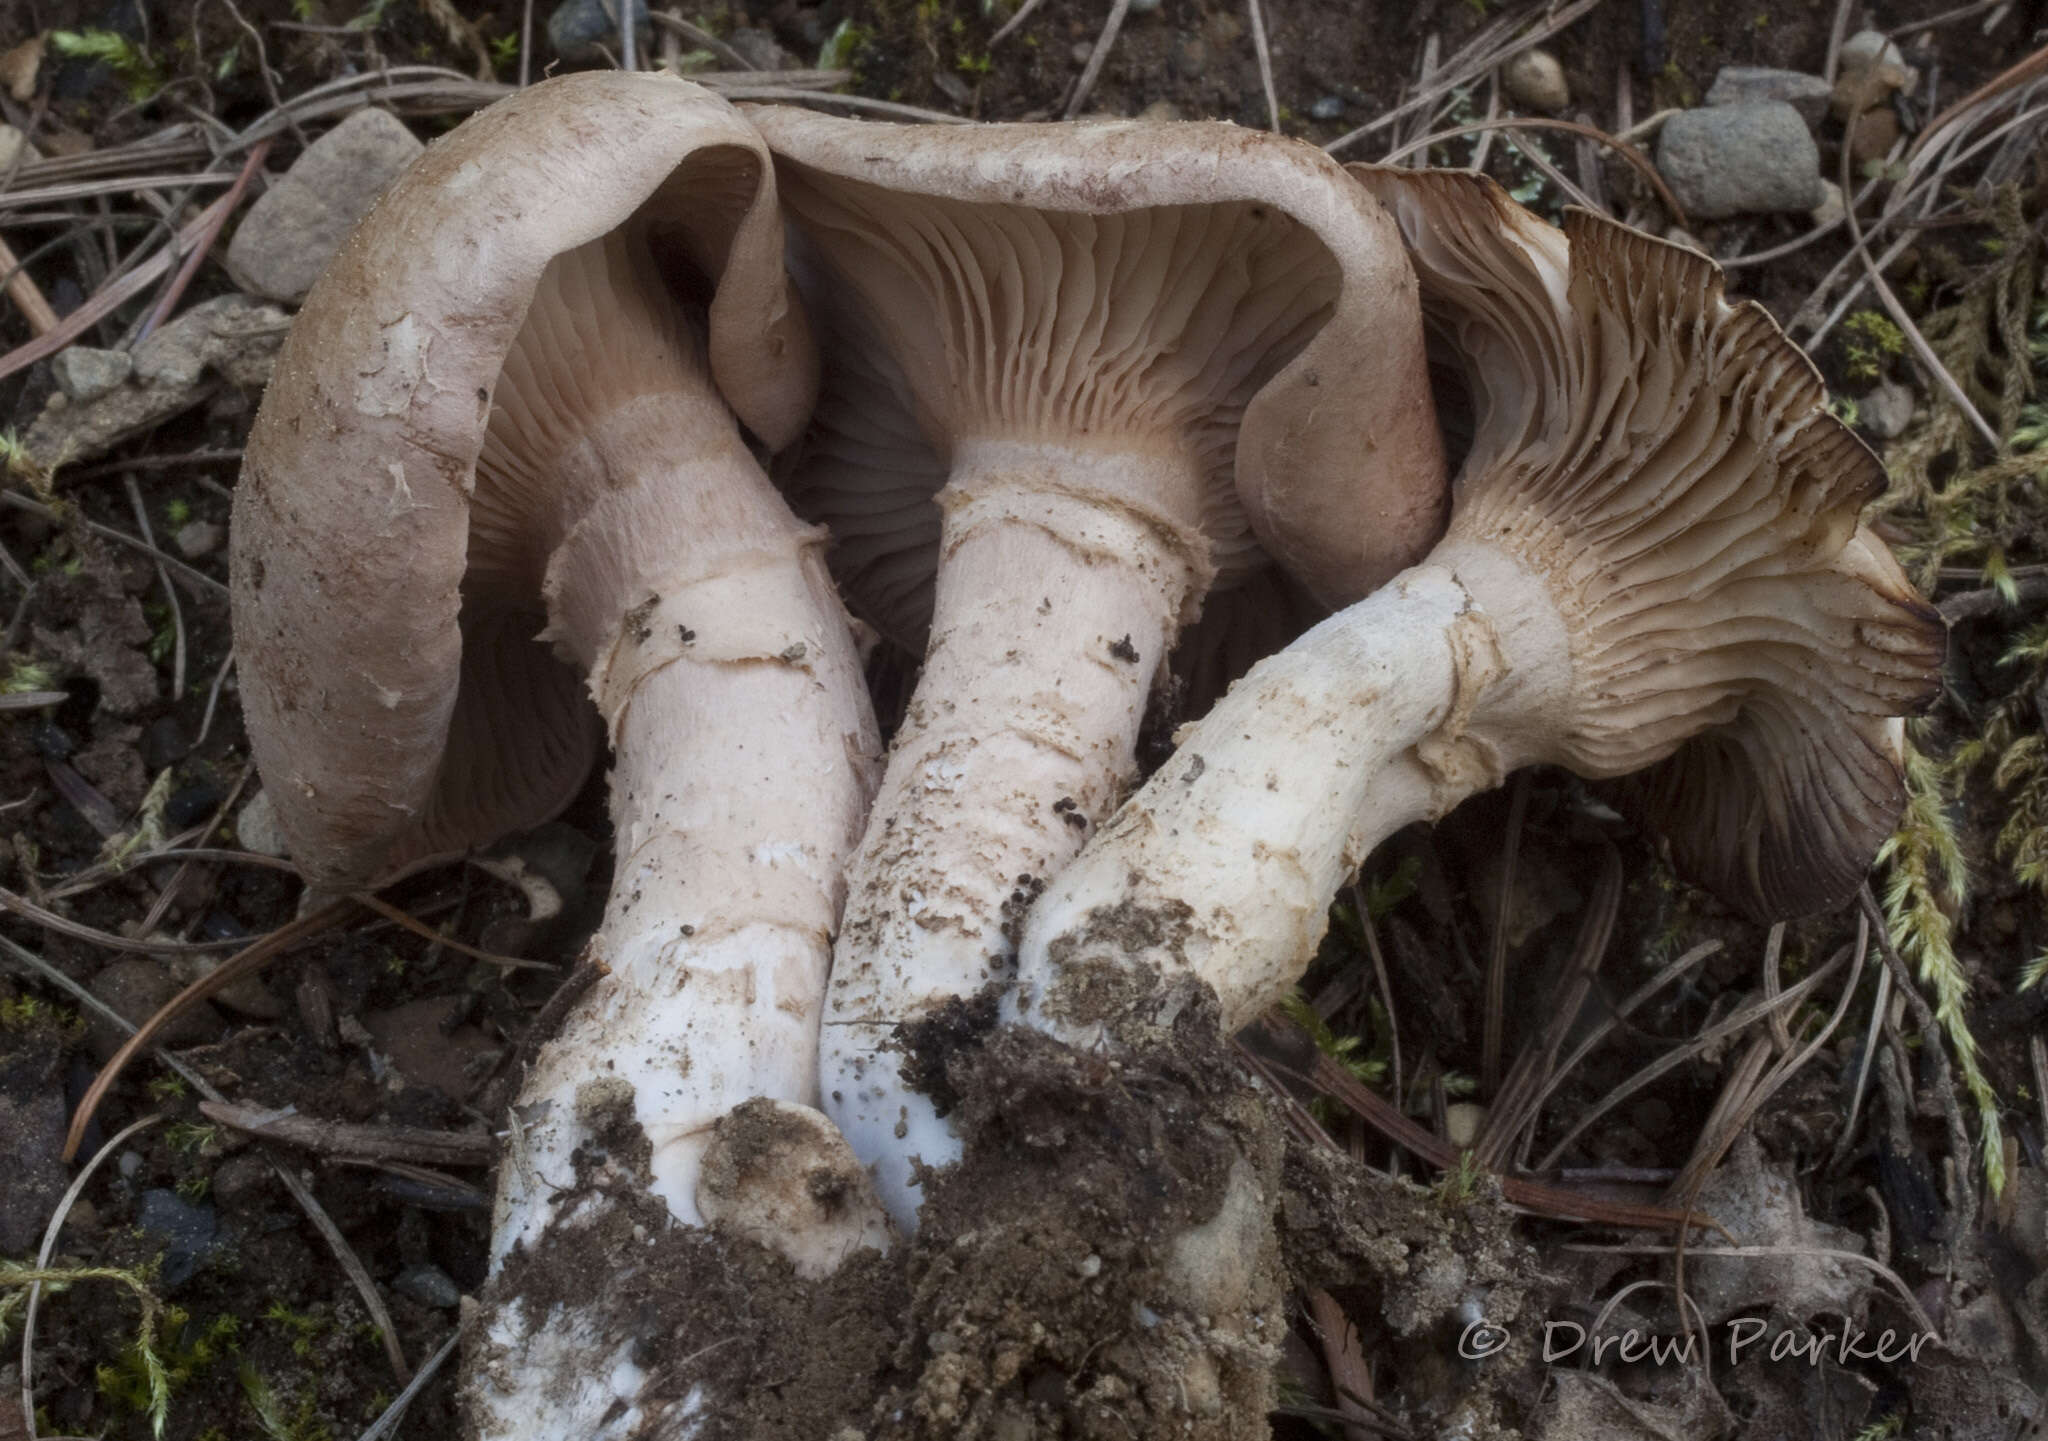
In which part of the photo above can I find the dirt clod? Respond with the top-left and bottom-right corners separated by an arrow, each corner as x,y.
893,984 -> 1284,1440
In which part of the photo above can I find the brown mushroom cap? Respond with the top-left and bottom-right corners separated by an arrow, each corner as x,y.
231,74 -> 815,890
1349,166 -> 1945,920
754,109 -> 1447,648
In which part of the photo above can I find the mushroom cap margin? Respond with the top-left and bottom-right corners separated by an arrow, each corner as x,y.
230,74 -> 816,889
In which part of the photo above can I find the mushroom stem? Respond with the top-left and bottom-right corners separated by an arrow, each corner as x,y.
828,444 -> 1209,1226
478,539 -> 885,1436
468,238 -> 886,1439
1010,541 -> 1564,1038
497,530 -> 880,1261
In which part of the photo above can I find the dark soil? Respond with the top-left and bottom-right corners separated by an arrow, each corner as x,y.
2,0 -> 2045,1438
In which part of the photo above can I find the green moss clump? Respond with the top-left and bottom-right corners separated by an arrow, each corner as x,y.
1841,309 -> 1906,383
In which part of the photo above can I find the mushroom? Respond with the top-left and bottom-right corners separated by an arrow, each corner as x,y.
228,75 -> 886,1437
747,107 -> 1448,1225
1012,168 -> 1947,1045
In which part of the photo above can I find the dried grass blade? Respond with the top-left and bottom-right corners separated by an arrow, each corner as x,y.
0,188 -> 235,384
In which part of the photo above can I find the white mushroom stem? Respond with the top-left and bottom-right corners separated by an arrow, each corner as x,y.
495,529 -> 878,1264
470,244 -> 885,1440
481,543 -> 881,1436
828,442 -> 1210,1226
1011,539 -> 1566,1040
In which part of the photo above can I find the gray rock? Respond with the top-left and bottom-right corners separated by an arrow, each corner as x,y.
394,1263 -> 463,1309
929,69 -> 973,107
1656,102 -> 1822,220
1686,1135 -> 1863,1325
546,0 -> 650,63
0,123 -> 38,171
1861,379 -> 1915,440
1127,0 -> 1162,12
224,108 -> 423,305
174,519 -> 223,560
235,789 -> 292,859
725,26 -> 788,70
1503,49 -> 1569,112
50,346 -> 132,402
133,295 -> 286,389
1839,29 -> 1903,74
137,1189 -> 219,1289
1309,95 -> 1344,121
1705,65 -> 1832,126
26,295 -> 289,466
210,1152 -> 274,1212
1809,178 -> 1845,228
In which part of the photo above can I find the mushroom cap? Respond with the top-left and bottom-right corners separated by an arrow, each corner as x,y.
754,109 -> 1446,649
231,74 -> 816,890
1349,167 -> 1945,920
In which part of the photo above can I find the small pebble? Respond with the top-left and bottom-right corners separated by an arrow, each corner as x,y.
929,70 -> 973,106
63,1198 -> 100,1235
173,518 -> 222,560
223,110 -> 424,306
0,123 -> 37,170
1832,59 -> 1905,166
1444,1102 -> 1487,1148
211,1152 -> 273,1211
137,1188 -> 219,1289
235,789 -> 292,858
1136,100 -> 1182,123
30,720 -> 74,761
1503,48 -> 1569,112
50,347 -> 131,403
1843,101 -> 1900,167
725,26 -> 789,70
1808,178 -> 1845,229
546,0 -> 650,62
1656,102 -> 1823,219
1127,0 -> 1162,13
1070,41 -> 1094,64
1705,65 -> 1832,127
165,779 -> 224,829
1862,380 -> 1916,440
394,1263 -> 463,1309
1309,94 -> 1345,122
1839,30 -> 1904,75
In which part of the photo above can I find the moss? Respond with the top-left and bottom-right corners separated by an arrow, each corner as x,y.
239,1362 -> 337,1441
48,28 -> 167,102
95,1307 -> 241,1428
0,990 -> 83,1038
1954,622 -> 2048,993
1876,186 -> 2043,590
262,1300 -> 329,1360
1841,310 -> 1907,383
1878,735 -> 2006,1193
